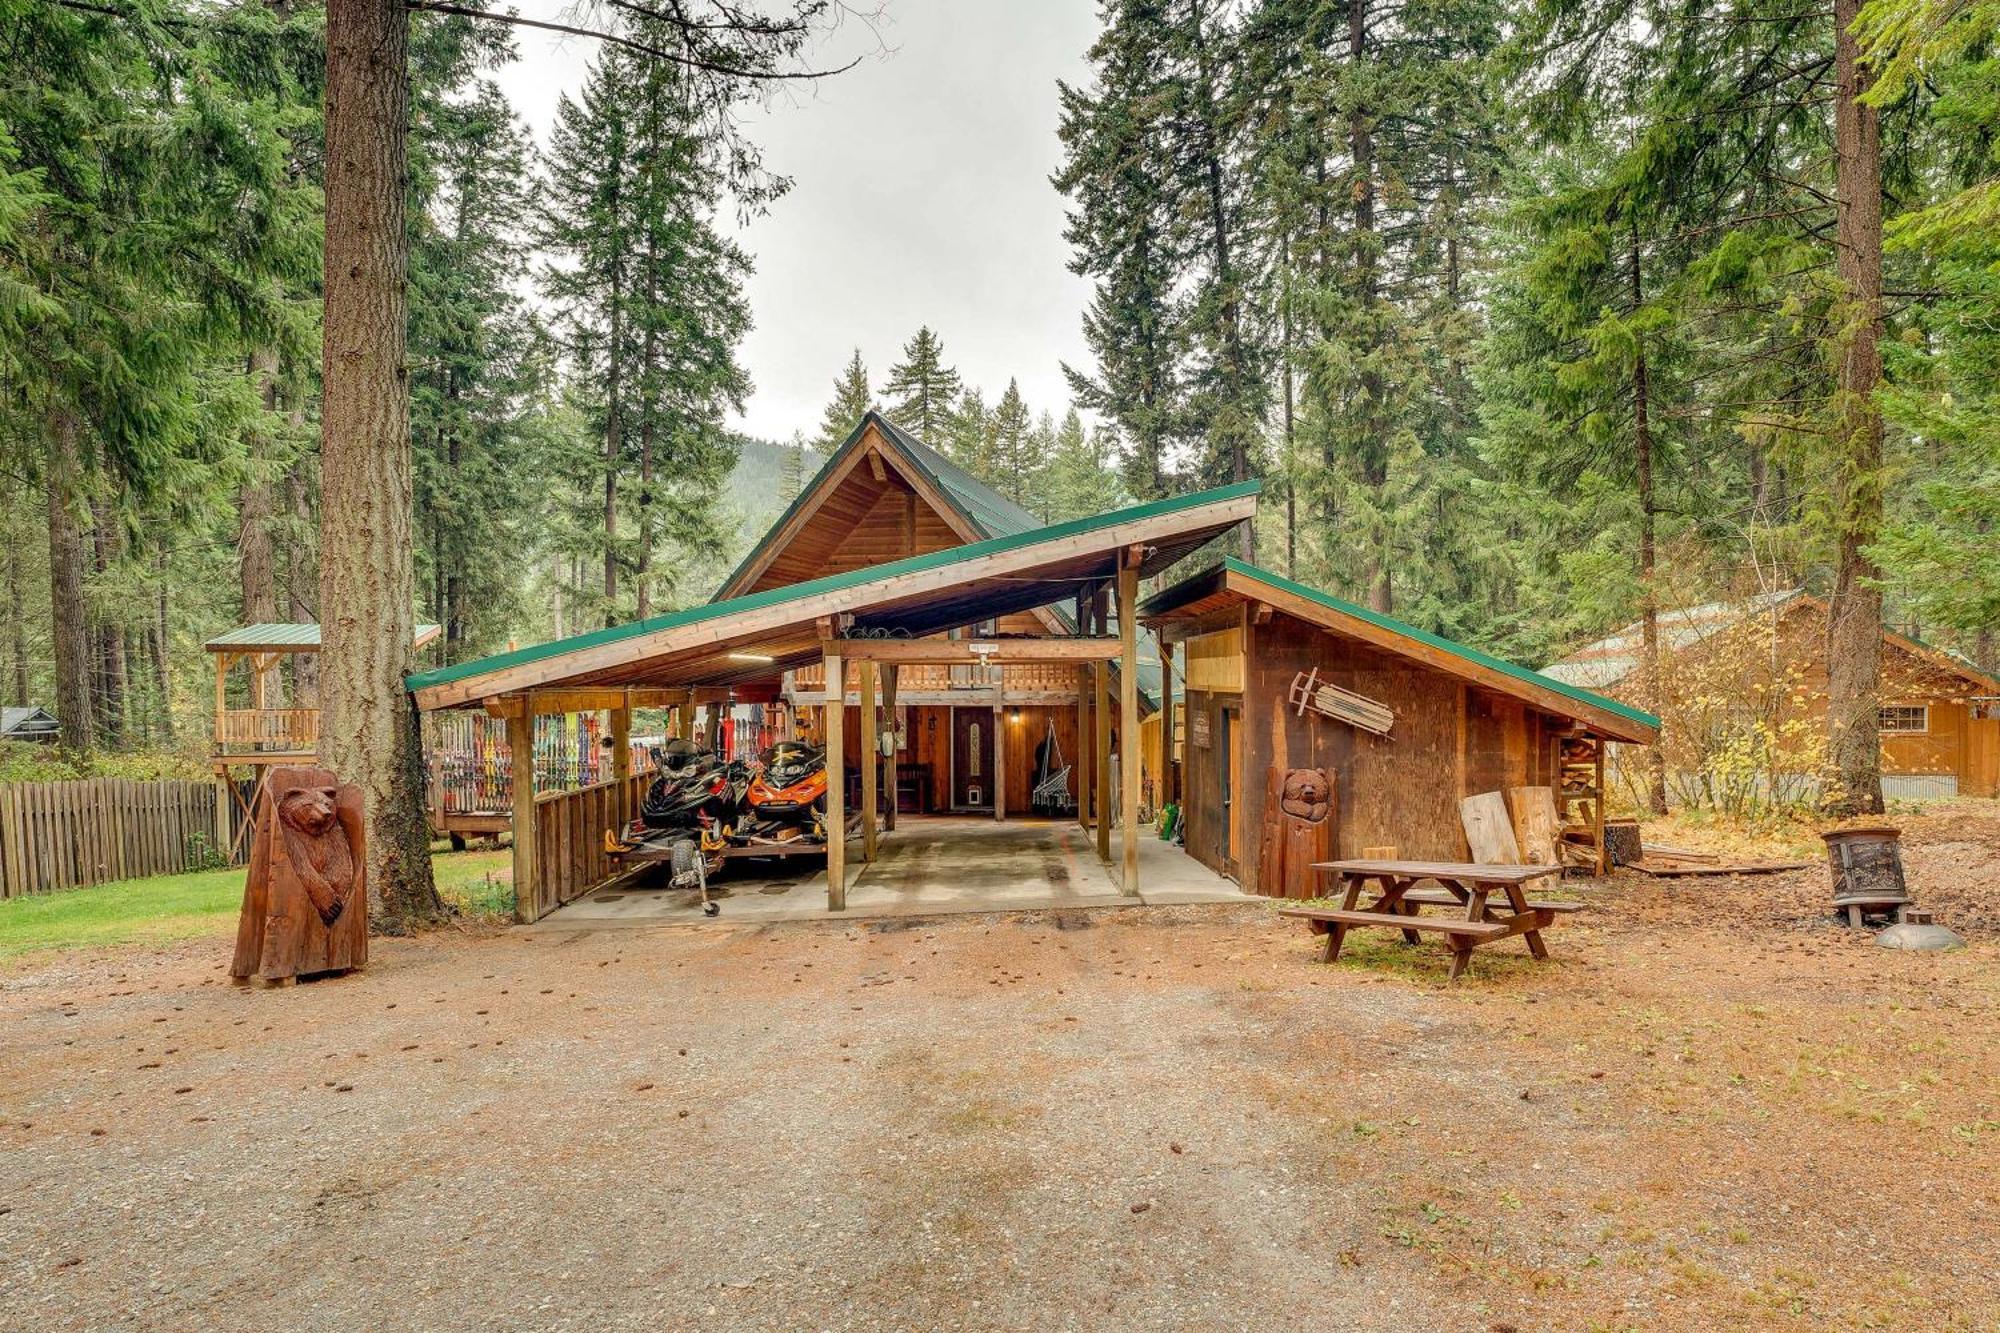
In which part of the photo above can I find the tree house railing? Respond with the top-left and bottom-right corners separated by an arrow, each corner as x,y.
213,707 -> 320,754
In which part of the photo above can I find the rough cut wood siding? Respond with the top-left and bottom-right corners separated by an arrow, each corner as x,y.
1221,610 -> 1574,893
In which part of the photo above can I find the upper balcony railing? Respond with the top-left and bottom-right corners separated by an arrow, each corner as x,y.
791,661 -> 1081,695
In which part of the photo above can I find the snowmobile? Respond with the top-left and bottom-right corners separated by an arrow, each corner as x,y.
735,740 -> 830,846
627,739 -> 751,848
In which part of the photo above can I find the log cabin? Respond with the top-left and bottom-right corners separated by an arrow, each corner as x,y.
404,413 -> 1657,919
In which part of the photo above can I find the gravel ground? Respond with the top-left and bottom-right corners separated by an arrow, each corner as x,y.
3,820 -> 1998,1331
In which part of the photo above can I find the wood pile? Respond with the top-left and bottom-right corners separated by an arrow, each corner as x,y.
1625,843 -> 1812,876
1288,668 -> 1394,737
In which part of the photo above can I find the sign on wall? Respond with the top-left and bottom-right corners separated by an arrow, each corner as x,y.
1190,710 -> 1211,750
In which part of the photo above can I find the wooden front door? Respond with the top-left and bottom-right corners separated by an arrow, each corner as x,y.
952,707 -> 993,809
1220,702 -> 1242,873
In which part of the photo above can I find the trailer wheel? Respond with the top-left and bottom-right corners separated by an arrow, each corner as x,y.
703,900 -> 720,917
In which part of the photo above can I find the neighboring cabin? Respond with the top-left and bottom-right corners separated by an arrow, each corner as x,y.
1542,590 -> 2000,800
1,707 -> 60,744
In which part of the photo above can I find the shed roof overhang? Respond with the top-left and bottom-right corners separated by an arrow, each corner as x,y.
407,481 -> 1261,711
1140,558 -> 1661,745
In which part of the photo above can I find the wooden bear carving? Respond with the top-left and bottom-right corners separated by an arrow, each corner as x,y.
231,766 -> 367,984
1279,767 -> 1332,823
1258,765 -> 1336,899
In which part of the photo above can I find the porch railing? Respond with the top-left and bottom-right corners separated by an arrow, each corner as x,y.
792,661 -> 1081,695
214,707 -> 319,753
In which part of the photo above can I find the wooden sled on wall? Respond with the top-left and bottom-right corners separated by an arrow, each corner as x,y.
1288,668 -> 1395,738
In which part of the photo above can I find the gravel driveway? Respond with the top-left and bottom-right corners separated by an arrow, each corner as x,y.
3,881 -> 1995,1330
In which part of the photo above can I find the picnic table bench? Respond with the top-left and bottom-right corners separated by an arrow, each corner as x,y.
1279,859 -> 1575,981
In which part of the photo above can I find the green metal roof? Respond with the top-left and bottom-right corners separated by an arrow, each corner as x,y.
1147,558 -> 1660,735
713,410 -> 1045,600
207,623 -> 441,651
408,479 -> 1262,696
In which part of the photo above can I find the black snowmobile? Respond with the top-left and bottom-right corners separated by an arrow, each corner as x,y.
627,739 -> 751,845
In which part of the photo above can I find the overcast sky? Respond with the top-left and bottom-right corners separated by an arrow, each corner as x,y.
492,1 -> 1103,445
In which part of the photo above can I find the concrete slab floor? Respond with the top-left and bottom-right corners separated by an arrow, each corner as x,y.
533,816 -> 1250,930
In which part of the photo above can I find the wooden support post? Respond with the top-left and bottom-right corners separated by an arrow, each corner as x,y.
1157,631 -> 1176,806
1075,664 -> 1092,830
610,690 -> 632,831
824,653 -> 846,911
507,705 -> 537,924
882,665 -> 899,832
860,660 -> 878,863
993,703 -> 1007,821
213,654 -> 229,746
1095,660 -> 1112,863
1118,560 -> 1141,895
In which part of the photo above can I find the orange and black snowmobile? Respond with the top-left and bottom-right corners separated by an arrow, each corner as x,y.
735,740 -> 829,846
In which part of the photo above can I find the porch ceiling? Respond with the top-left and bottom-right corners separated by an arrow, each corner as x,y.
408,481 -> 1259,710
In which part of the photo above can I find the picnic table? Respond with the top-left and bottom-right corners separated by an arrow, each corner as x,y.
1279,859 -> 1580,981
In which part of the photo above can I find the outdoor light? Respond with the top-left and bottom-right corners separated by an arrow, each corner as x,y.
1010,710 -> 1023,724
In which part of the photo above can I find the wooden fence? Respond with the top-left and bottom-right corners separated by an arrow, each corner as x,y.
0,779 -> 229,898
519,771 -> 653,922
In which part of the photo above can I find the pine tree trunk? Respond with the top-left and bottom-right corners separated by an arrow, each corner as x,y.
1350,0 -> 1390,615
240,346 -> 282,632
321,0 -> 442,928
1188,0 -> 1252,561
151,545 -> 175,744
603,271 -> 625,624
46,408 -> 94,754
1827,0 -> 1886,817
285,456 -> 320,704
6,540 -> 27,707
1630,229 -> 1669,816
90,498 -> 128,748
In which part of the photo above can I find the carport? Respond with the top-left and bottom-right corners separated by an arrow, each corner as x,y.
405,481 -> 1258,922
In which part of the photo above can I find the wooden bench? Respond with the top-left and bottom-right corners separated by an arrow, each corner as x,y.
1280,907 -> 1509,939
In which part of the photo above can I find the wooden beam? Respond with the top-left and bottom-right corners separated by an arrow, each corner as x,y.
869,448 -> 887,482
860,660 -> 878,862
824,653 -> 846,910
820,637 -> 1124,664
1095,660 -> 1112,863
1118,559 -> 1141,895
507,707 -> 538,924
1151,607 -> 1246,646
482,686 -> 690,718
1251,601 -> 1275,626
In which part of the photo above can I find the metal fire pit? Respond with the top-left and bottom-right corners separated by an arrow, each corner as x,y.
1821,825 -> 1910,927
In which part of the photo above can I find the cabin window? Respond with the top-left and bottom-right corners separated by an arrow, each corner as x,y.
1879,705 -> 1928,735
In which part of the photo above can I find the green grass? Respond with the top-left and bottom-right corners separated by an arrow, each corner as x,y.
0,846 -> 518,965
